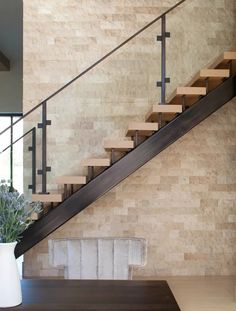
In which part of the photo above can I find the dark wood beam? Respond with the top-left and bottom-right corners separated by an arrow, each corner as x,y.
15,74 -> 236,258
0,50 -> 10,71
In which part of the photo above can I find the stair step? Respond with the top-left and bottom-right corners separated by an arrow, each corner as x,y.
223,51 -> 236,60
32,193 -> 63,203
126,122 -> 158,137
55,176 -> 87,185
146,104 -> 182,122
199,69 -> 230,78
187,69 -> 230,87
210,51 -> 236,68
104,139 -> 134,151
168,87 -> 206,104
30,211 -> 43,221
81,158 -> 111,167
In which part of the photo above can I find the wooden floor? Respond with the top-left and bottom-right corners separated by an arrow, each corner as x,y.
136,276 -> 236,311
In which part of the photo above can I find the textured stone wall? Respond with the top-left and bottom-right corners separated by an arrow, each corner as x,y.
23,0 -> 236,277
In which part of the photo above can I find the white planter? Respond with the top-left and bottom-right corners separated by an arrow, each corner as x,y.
0,242 -> 22,308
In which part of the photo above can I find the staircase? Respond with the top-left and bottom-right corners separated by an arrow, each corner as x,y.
32,51 -> 235,206
14,50 -> 235,258
0,0 -> 235,258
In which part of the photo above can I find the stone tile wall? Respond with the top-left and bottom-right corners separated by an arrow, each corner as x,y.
23,0 -> 236,277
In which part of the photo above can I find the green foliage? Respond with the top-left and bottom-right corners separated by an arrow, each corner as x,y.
0,180 -> 42,243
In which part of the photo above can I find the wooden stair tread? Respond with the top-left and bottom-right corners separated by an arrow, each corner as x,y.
168,87 -> 206,103
81,158 -> 111,167
187,69 -> 230,87
104,139 -> 134,151
209,51 -> 236,69
126,122 -> 158,137
32,193 -> 63,203
199,68 -> 230,78
146,104 -> 182,122
30,211 -> 43,221
223,51 -> 236,59
55,176 -> 87,185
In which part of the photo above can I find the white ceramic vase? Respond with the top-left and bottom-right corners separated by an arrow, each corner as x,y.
0,242 -> 22,308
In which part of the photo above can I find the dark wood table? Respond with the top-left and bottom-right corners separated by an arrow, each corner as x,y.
3,279 -> 181,311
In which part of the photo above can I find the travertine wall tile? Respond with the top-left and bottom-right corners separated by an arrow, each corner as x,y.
23,0 -> 236,277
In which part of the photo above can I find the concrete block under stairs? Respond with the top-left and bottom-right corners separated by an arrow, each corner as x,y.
49,238 -> 146,280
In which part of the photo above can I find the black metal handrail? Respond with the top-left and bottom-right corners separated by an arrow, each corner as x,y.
0,0 -> 186,193
0,127 -> 37,193
0,114 -> 22,189
1,127 -> 34,153
0,0 -> 185,137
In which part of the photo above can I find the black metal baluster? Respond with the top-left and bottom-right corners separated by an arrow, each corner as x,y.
10,116 -> 13,190
205,77 -> 209,93
31,127 -> 36,194
158,113 -> 163,128
161,15 -> 166,104
37,101 -> 51,194
64,184 -> 68,197
88,166 -> 94,181
229,60 -> 233,76
41,102 -> 47,193
157,14 -> 170,105
28,127 -> 37,194
182,95 -> 186,111
134,130 -> 139,147
111,149 -> 115,164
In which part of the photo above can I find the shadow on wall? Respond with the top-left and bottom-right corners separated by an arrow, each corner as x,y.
0,0 -> 23,113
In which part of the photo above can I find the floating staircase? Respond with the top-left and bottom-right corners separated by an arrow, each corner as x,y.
0,0 -> 231,257
32,62 -> 236,206
13,49 -> 236,258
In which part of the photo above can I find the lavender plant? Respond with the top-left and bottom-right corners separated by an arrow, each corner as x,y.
0,180 -> 42,243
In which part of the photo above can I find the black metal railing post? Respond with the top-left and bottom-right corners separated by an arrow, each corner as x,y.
0,0 -> 185,196
157,14 -> 170,105
37,101 -> 51,194
161,15 -> 166,104
42,102 -> 47,193
0,1 -> 185,139
31,127 -> 36,194
1,126 -> 37,194
10,116 -> 13,190
28,127 -> 36,194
